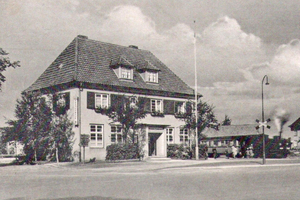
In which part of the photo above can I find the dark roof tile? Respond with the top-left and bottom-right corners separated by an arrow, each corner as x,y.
26,36 -> 194,96
203,124 -> 260,138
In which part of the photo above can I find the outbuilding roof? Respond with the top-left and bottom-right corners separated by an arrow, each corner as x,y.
203,124 -> 260,138
26,35 -> 194,97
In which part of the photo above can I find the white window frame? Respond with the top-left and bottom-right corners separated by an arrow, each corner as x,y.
95,93 -> 109,108
111,126 -> 123,144
151,99 -> 163,113
180,128 -> 189,144
177,102 -> 186,114
146,71 -> 158,83
90,124 -> 104,148
166,128 -> 174,144
120,67 -> 132,80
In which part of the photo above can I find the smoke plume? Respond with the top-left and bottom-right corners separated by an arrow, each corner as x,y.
273,108 -> 290,139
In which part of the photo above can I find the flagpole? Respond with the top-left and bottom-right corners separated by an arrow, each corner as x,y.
194,20 -> 199,160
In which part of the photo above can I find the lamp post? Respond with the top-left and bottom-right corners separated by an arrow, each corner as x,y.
261,75 -> 269,165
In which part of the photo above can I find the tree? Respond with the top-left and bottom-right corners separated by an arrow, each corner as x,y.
0,48 -> 20,89
3,91 -> 52,163
97,95 -> 147,143
222,115 -> 232,126
183,99 -> 219,143
49,114 -> 74,163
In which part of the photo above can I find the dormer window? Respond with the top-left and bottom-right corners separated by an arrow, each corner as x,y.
121,67 -> 132,79
147,71 -> 158,83
137,60 -> 160,83
110,55 -> 134,80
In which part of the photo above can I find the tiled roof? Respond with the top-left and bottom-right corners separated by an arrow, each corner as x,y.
26,36 -> 194,97
203,124 -> 260,138
110,55 -> 134,68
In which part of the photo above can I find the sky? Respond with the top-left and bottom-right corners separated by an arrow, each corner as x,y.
1,0 -> 300,138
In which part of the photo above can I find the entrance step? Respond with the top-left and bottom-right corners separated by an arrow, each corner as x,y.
145,157 -> 172,162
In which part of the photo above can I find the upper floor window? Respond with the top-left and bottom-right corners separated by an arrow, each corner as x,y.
166,128 -> 174,144
111,126 -> 122,144
95,93 -> 109,108
90,124 -> 103,147
151,99 -> 163,113
121,67 -> 132,79
177,102 -> 186,114
146,71 -> 158,83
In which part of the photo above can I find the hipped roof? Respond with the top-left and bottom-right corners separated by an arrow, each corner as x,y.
26,35 -> 194,97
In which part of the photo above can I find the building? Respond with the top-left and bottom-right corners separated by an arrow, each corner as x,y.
201,124 -> 264,157
202,124 -> 291,158
26,35 -> 197,161
201,124 -> 260,147
288,118 -> 300,148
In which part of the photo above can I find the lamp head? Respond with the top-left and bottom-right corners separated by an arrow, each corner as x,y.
263,75 -> 269,85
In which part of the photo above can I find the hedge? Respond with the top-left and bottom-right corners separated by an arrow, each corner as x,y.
105,143 -> 142,161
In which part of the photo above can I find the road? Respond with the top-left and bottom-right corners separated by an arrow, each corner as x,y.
1,159 -> 300,200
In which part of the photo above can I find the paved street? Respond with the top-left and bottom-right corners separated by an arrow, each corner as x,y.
1,158 -> 300,200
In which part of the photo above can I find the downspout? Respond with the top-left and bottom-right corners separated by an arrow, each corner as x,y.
75,36 -> 82,162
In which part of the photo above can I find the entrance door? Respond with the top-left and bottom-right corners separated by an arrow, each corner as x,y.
148,133 -> 161,156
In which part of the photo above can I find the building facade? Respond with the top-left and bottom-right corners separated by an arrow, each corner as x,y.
289,118 -> 300,148
26,35 -> 197,161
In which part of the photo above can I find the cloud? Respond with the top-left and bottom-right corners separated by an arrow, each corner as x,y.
2,3 -> 300,128
99,5 -> 158,46
248,39 -> 300,88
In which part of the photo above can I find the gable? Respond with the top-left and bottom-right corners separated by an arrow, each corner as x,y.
289,117 -> 300,131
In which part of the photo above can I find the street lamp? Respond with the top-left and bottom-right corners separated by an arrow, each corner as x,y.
261,75 -> 269,165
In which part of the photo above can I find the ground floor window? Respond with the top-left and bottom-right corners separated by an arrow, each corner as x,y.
166,128 -> 174,144
90,124 -> 103,147
111,126 -> 122,143
180,128 -> 189,145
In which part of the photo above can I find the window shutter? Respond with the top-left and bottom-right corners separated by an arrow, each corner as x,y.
65,92 -> 70,110
110,94 -> 122,111
87,91 -> 95,109
164,100 -> 175,114
53,94 -> 58,112
140,97 -> 150,113
186,101 -> 193,115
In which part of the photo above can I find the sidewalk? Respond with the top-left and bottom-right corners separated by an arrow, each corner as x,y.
2,157 -> 300,173
55,157 -> 300,173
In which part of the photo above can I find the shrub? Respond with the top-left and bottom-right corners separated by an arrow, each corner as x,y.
167,144 -> 192,159
105,143 -> 141,161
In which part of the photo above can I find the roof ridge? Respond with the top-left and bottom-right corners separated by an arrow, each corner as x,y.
77,36 -> 150,53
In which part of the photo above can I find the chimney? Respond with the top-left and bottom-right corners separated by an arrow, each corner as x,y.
77,35 -> 88,39
129,45 -> 138,49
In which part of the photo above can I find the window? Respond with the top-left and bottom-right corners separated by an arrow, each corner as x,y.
147,71 -> 158,83
90,124 -> 103,147
120,67 -> 132,79
95,94 -> 109,108
180,128 -> 189,144
166,128 -> 174,144
177,102 -> 186,114
151,99 -> 163,113
111,126 -> 122,143
129,96 -> 138,108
